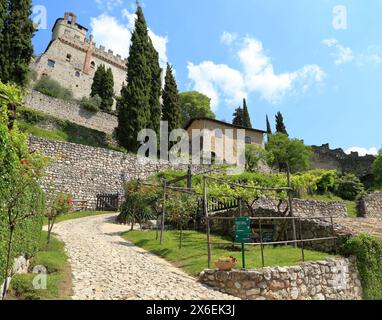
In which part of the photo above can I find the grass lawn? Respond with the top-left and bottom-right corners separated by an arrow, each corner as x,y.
8,231 -> 72,300
43,210 -> 111,225
122,230 -> 334,277
303,194 -> 358,218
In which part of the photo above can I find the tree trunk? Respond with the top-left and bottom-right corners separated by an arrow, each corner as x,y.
2,227 -> 14,300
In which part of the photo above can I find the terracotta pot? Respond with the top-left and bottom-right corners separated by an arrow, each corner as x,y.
214,260 -> 236,271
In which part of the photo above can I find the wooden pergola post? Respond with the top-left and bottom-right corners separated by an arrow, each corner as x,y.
160,179 -> 167,245
204,176 -> 212,269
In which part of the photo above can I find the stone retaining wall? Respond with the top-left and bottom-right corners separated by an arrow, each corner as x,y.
199,258 -> 362,300
253,196 -> 347,217
358,192 -> 382,218
28,136 -> 205,210
23,90 -> 117,135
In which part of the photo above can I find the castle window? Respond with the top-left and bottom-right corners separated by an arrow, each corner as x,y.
245,136 -> 252,144
90,61 -> 95,69
75,71 -> 81,77
47,59 -> 55,68
66,54 -> 72,62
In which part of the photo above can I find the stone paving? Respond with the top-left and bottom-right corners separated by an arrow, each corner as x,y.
335,217 -> 382,240
52,213 -> 237,300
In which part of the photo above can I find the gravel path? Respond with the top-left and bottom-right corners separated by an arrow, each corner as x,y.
52,213 -> 236,300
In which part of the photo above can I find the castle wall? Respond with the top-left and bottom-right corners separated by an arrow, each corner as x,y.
358,192 -> 382,218
28,136 -> 206,210
23,90 -> 118,135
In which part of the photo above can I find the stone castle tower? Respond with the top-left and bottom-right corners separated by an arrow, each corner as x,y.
31,12 -> 128,104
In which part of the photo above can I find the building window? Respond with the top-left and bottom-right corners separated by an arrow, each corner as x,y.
90,61 -> 95,69
66,54 -> 72,62
75,71 -> 81,77
245,136 -> 252,144
47,59 -> 55,68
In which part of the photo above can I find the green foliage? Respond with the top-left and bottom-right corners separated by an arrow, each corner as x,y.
90,65 -> 114,112
0,81 -> 45,289
344,234 -> 382,300
179,91 -> 215,125
242,98 -> 252,128
232,106 -> 244,126
275,112 -> 288,136
266,115 -> 272,134
334,173 -> 365,201
147,38 -> 162,136
117,5 -> 152,152
34,76 -> 73,101
245,144 -> 267,172
316,170 -> 338,193
372,149 -> 382,188
80,95 -> 102,112
162,63 -> 182,133
117,181 -> 155,228
0,0 -> 34,86
266,133 -> 312,173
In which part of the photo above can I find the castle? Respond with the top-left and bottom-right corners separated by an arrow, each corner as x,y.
31,12 -> 127,104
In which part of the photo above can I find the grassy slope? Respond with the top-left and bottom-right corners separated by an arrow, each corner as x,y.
302,194 -> 358,218
17,106 -> 124,152
122,230 -> 333,277
8,231 -> 72,300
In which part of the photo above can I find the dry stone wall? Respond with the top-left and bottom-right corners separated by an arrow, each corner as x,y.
253,196 -> 347,217
29,136 -> 205,210
199,258 -> 362,300
23,90 -> 117,135
358,192 -> 382,218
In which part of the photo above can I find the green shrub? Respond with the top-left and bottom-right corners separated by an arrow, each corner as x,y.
316,170 -> 338,194
334,173 -> 365,201
344,234 -> 382,300
34,76 -> 73,101
80,95 -> 102,112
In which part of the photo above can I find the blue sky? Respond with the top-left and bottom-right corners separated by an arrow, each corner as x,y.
31,0 -> 382,155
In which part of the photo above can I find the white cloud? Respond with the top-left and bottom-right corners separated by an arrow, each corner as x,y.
90,9 -> 168,66
95,0 -> 123,11
322,38 -> 354,65
220,32 -> 238,45
345,147 -> 379,156
188,36 -> 325,109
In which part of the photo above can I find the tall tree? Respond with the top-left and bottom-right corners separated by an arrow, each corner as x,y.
0,0 -> 35,86
117,5 -> 151,151
275,111 -> 288,136
266,115 -> 272,134
90,64 -> 105,98
242,98 -> 252,128
162,63 -> 181,133
179,91 -> 215,125
90,65 -> 114,112
232,107 -> 244,126
147,38 -> 162,135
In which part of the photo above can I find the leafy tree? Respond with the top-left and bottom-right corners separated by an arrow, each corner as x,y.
90,65 -> 114,112
242,98 -> 252,128
0,0 -> 35,86
162,63 -> 182,133
266,114 -> 272,134
232,107 -> 244,126
275,112 -> 288,136
117,5 -> 151,152
80,94 -> 102,112
266,133 -> 312,173
45,193 -> 73,248
179,91 -> 215,125
0,0 -> 6,78
316,170 -> 338,194
372,149 -> 382,188
245,144 -> 267,172
334,173 -> 365,201
147,38 -> 162,136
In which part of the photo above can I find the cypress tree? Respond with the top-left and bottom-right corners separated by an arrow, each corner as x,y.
0,0 -> 6,78
275,111 -> 288,136
0,0 -> 35,86
147,38 -> 162,136
242,98 -> 252,128
162,63 -> 181,133
101,67 -> 114,112
232,107 -> 244,126
117,5 -> 151,151
90,64 -> 105,98
266,114 -> 272,134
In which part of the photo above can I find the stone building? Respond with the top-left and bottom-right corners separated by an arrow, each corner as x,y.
31,12 -> 127,104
